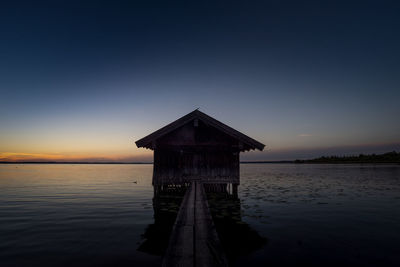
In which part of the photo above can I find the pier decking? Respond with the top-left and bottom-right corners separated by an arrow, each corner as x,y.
162,182 -> 228,267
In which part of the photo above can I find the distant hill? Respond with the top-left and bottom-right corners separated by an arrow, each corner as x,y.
295,151 -> 400,164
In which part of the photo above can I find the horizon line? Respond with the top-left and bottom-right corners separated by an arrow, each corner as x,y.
0,160 -> 294,164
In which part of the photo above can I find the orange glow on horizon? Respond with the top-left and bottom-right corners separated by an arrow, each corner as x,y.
0,152 -> 152,162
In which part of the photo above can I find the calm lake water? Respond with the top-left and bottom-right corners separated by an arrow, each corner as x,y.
0,163 -> 399,266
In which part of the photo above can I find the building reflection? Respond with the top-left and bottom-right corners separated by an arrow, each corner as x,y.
137,189 -> 267,264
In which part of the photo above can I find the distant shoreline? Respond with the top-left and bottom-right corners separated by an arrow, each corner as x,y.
294,151 -> 399,164
1,151 -> 399,165
0,161 -> 399,165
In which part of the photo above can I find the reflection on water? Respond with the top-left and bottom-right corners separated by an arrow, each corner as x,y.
138,193 -> 183,255
1,163 -> 400,266
206,193 -> 267,263
237,164 -> 400,266
137,189 -> 265,263
0,164 -> 160,267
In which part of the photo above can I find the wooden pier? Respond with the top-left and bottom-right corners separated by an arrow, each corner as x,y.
162,182 -> 228,267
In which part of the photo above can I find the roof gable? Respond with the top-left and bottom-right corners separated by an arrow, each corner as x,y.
135,110 -> 265,151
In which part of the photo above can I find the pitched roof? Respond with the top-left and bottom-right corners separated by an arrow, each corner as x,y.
135,110 -> 265,151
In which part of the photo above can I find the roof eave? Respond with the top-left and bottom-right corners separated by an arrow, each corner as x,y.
135,110 -> 265,151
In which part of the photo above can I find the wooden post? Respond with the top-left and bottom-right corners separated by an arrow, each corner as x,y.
154,185 -> 161,197
232,183 -> 238,198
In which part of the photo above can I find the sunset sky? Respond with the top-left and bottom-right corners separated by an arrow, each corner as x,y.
1,1 -> 400,162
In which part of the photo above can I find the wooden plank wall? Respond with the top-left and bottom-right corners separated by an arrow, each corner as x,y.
153,150 -> 239,185
162,182 -> 228,267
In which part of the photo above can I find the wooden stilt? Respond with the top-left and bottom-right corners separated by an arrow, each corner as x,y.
232,184 -> 238,198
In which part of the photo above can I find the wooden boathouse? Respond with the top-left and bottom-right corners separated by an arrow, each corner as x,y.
135,109 -> 265,195
136,110 -> 265,266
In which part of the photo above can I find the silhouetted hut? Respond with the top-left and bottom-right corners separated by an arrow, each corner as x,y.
135,110 -> 265,195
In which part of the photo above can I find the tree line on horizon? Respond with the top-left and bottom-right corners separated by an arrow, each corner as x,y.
295,151 -> 400,164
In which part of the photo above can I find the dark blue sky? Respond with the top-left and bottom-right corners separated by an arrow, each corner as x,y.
1,0 -> 399,161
